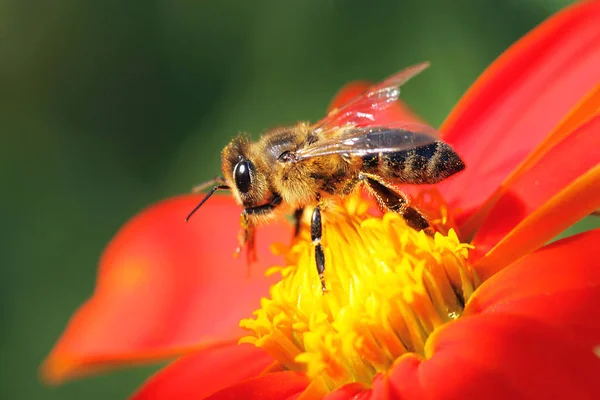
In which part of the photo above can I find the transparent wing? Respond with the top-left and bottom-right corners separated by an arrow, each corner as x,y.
312,62 -> 431,136
295,123 -> 439,160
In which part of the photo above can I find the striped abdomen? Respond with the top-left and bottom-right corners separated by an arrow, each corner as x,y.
360,141 -> 465,184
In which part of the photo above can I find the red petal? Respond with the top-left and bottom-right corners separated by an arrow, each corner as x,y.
42,195 -> 291,383
204,371 -> 309,400
132,343 -> 273,400
323,375 -> 392,400
438,0 -> 600,231
471,113 -> 600,261
466,229 -> 600,348
324,383 -> 369,400
369,373 -> 393,400
390,314 -> 600,399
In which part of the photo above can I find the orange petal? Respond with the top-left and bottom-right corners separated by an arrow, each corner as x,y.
42,195 -> 290,383
132,343 -> 274,400
204,371 -> 309,400
438,0 -> 600,230
474,162 -> 600,280
461,85 -> 600,240
296,378 -> 331,400
470,113 -> 600,260
389,314 -> 600,399
466,229 -> 600,348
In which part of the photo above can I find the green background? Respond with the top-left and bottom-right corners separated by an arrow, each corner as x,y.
2,0 -> 597,399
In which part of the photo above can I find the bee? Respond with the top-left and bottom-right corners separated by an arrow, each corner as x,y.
186,62 -> 465,291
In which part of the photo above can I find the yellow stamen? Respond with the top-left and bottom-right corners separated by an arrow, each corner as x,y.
240,193 -> 478,391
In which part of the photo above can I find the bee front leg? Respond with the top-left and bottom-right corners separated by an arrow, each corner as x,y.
311,204 -> 327,293
237,194 -> 283,268
293,208 -> 305,238
235,213 -> 257,268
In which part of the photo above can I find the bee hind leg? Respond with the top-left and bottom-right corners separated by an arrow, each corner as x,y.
363,177 -> 434,236
310,204 -> 327,293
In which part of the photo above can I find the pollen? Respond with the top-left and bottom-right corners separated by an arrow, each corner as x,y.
240,193 -> 479,391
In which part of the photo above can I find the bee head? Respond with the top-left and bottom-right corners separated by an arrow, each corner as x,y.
221,136 -> 270,207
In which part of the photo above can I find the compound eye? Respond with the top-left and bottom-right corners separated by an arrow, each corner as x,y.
233,159 -> 253,194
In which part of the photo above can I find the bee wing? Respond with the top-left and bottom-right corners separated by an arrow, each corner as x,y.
312,62 -> 431,136
295,123 -> 439,160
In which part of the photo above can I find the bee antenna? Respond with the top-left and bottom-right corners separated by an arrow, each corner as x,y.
185,185 -> 229,222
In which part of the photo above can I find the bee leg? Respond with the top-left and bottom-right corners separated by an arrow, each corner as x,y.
293,208 -> 305,237
246,223 -> 257,265
237,194 -> 283,266
310,204 -> 327,292
364,177 -> 434,236
235,213 -> 257,268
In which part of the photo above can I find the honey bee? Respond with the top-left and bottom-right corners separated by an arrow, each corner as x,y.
186,62 -> 465,291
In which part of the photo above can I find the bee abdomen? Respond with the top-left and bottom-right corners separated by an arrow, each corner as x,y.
361,141 -> 465,184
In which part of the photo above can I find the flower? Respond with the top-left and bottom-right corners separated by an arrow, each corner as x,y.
240,195 -> 478,391
43,1 -> 600,399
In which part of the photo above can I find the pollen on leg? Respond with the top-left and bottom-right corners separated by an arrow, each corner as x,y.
240,193 -> 478,391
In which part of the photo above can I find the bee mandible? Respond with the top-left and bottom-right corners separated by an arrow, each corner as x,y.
186,62 -> 465,292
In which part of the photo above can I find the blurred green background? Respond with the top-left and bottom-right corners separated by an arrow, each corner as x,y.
2,0 -> 598,398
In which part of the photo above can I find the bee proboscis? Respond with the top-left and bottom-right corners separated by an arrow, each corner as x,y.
187,62 -> 465,291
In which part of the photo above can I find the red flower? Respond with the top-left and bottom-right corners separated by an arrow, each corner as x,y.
43,1 -> 600,399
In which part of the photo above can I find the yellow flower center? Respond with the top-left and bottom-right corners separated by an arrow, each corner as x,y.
240,193 -> 478,391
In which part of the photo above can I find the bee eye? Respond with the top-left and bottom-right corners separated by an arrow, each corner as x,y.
233,159 -> 253,194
